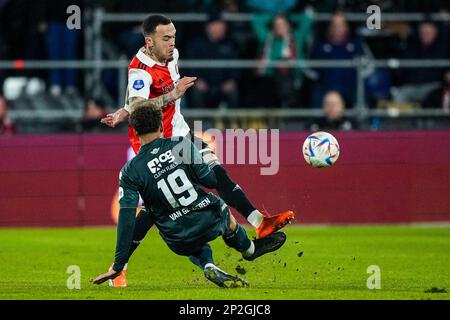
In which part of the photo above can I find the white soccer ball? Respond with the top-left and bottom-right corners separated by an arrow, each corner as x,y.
303,131 -> 340,168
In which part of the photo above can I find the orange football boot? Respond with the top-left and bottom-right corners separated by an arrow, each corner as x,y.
108,264 -> 128,288
256,210 -> 295,238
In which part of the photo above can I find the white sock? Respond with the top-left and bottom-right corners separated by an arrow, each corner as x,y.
123,263 -> 128,271
242,241 -> 255,258
247,210 -> 264,228
204,263 -> 221,271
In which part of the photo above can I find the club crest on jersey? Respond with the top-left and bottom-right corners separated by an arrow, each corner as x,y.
133,79 -> 145,90
147,150 -> 175,174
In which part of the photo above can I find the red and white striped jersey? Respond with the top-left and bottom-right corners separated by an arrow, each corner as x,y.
127,47 -> 190,153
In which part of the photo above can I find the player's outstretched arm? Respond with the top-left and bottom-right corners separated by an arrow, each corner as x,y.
92,207 -> 136,285
100,107 -> 130,128
100,76 -> 197,127
127,76 -> 197,113
99,97 -> 150,127
100,87 -> 131,128
93,167 -> 140,285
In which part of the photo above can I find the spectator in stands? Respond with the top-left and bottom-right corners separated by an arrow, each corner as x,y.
245,0 -> 298,13
310,12 -> 363,109
393,21 -> 450,103
37,0 -> 82,96
220,0 -> 251,49
252,13 -> 312,108
422,69 -> 450,110
0,95 -> 16,135
365,68 -> 392,108
81,98 -> 108,133
183,0 -> 213,12
185,14 -> 239,109
349,0 -> 412,60
307,90 -> 357,131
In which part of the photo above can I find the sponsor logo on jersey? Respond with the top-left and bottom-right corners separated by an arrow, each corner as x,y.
147,150 -> 175,174
133,79 -> 145,90
150,147 -> 160,155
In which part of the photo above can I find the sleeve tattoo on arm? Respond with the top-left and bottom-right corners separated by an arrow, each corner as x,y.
128,91 -> 177,113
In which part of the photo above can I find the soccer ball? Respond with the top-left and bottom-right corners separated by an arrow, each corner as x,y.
303,131 -> 340,168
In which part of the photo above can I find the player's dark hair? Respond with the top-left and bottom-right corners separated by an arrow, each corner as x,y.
129,106 -> 163,136
142,14 -> 172,36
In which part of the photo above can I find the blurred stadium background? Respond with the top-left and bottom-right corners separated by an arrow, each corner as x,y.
0,0 -> 449,227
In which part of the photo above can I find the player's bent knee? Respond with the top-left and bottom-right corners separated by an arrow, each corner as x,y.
228,214 -> 238,233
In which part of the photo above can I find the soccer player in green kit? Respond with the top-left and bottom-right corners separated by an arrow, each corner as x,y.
93,106 -> 287,288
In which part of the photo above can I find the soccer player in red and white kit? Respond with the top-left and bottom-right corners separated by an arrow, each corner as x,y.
101,15 -> 295,287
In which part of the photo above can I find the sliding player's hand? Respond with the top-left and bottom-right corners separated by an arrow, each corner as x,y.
100,108 -> 129,128
92,269 -> 121,285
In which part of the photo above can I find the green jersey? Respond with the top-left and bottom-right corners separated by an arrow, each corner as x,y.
118,136 -> 221,247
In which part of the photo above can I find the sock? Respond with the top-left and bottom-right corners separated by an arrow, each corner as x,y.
212,165 -> 256,219
222,224 -> 252,253
242,241 -> 255,258
204,263 -> 217,270
203,263 -> 227,274
247,210 -> 264,228
188,244 -> 214,270
126,208 -> 154,262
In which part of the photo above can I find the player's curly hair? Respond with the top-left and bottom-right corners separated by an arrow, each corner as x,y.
142,14 -> 172,36
129,106 -> 163,136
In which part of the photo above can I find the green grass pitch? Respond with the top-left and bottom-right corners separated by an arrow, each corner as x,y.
1,225 -> 449,300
